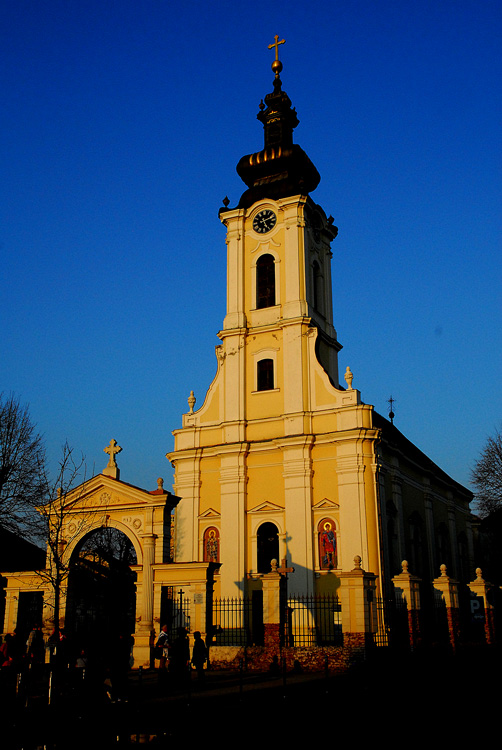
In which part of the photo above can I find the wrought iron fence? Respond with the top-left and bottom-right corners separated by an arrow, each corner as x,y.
375,595 -> 410,647
211,597 -> 263,646
160,586 -> 191,640
284,594 -> 343,647
431,589 -> 449,645
374,596 -> 389,646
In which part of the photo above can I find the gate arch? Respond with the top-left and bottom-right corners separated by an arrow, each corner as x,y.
65,526 -> 138,650
65,518 -> 144,566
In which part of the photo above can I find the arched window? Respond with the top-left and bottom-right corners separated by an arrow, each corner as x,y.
256,254 -> 275,309
408,512 -> 424,576
203,527 -> 220,563
386,501 -> 400,575
257,358 -> 274,391
257,522 -> 279,573
312,261 -> 323,313
457,533 -> 469,583
437,523 -> 450,570
318,518 -> 337,569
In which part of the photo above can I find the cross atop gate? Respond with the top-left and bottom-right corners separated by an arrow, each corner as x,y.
103,438 -> 122,479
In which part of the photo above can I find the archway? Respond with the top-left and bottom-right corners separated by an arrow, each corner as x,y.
257,522 -> 279,573
65,527 -> 137,654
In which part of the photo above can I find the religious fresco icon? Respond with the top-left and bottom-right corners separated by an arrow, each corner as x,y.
318,518 -> 337,569
203,526 -> 220,563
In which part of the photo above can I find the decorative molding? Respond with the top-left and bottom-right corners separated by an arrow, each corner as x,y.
313,497 -> 340,511
248,500 -> 283,514
198,508 -> 221,520
123,515 -> 143,531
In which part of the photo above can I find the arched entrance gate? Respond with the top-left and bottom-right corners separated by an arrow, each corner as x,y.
41,471 -> 180,666
2,448 -> 220,669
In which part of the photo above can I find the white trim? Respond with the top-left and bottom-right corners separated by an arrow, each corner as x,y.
252,348 -> 279,391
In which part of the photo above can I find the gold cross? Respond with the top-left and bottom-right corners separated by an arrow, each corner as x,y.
268,35 -> 285,61
104,438 -> 122,467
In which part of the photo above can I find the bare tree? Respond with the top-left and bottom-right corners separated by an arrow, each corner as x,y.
0,392 -> 46,534
35,442 -> 95,634
471,428 -> 502,517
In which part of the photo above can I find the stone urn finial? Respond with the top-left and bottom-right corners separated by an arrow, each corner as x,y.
344,366 -> 354,390
353,555 -> 362,570
188,390 -> 196,413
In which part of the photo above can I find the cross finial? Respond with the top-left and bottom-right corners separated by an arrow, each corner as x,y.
103,439 -> 122,479
388,395 -> 396,424
268,35 -> 285,79
268,34 -> 285,61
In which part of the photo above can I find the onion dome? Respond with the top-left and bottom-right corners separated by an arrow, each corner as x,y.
235,37 -> 320,209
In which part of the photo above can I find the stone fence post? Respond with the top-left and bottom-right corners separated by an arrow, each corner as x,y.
261,559 -> 283,653
467,568 -> 497,645
392,560 -> 422,650
432,564 -> 460,651
338,555 -> 377,655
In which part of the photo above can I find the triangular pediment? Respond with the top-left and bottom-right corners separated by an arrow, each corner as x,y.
313,497 -> 339,511
199,508 -> 220,520
43,473 -> 176,516
249,501 -> 283,514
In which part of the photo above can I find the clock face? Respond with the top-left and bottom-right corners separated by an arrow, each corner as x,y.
253,209 -> 277,234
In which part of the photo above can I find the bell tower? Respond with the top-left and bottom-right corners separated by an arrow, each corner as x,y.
219,39 -> 342,427
170,40 -> 368,599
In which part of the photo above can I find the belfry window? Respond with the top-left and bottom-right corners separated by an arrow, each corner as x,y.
313,261 -> 323,313
256,254 -> 275,309
257,358 -> 274,391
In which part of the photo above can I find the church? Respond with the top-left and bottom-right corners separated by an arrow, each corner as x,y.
167,38 -> 475,602
1,40 -> 476,667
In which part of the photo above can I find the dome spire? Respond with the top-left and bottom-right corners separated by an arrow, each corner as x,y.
233,36 -> 320,209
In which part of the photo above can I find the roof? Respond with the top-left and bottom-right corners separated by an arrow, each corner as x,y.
372,409 -> 473,500
0,526 -> 46,572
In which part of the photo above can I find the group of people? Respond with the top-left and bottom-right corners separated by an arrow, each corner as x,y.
0,624 -> 136,707
0,624 -> 47,671
2,622 -> 208,684
155,626 -> 207,681
0,624 -> 126,679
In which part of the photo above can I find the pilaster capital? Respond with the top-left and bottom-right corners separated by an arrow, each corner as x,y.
336,455 -> 366,476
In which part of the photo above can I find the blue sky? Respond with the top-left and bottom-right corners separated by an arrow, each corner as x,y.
1,0 -> 501,498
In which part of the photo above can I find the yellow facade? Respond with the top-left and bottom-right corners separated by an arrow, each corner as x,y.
169,190 -> 387,598
168,62 -> 474,603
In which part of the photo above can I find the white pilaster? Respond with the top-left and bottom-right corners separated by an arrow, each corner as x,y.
219,445 -> 248,597
282,438 -> 315,595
